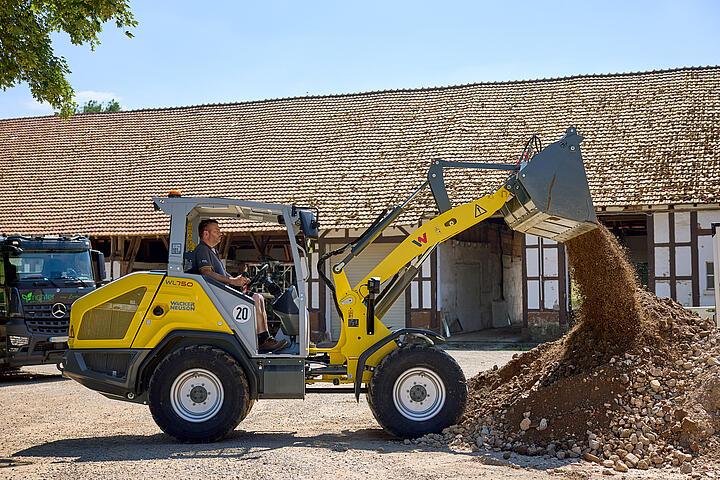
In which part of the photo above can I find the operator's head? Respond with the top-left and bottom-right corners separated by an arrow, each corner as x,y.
199,218 -> 222,248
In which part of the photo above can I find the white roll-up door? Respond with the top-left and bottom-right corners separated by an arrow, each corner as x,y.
326,243 -> 407,339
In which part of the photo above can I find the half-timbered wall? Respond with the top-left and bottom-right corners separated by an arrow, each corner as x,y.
522,234 -> 569,340
649,210 -> 720,307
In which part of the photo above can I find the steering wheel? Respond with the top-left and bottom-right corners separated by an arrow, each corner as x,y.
246,263 -> 270,289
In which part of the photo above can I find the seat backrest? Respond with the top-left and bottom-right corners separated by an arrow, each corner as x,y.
183,251 -> 197,274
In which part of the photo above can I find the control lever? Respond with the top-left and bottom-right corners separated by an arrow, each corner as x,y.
366,277 -> 381,335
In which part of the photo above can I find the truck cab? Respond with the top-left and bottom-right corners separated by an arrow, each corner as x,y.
0,236 -> 105,368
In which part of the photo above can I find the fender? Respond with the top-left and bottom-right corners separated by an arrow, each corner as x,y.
354,328 -> 445,401
136,330 -> 260,400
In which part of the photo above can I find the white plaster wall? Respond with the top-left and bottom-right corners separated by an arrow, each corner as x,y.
675,212 -> 691,243
697,210 -> 720,306
654,213 -> 669,243
651,209 -> 720,305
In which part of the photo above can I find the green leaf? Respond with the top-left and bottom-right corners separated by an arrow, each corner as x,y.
0,1 -> 136,118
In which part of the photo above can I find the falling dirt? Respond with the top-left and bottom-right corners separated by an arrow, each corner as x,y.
418,225 -> 720,475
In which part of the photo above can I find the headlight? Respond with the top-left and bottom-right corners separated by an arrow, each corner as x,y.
9,335 -> 29,347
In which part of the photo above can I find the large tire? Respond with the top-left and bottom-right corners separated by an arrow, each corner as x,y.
148,345 -> 253,442
368,345 -> 466,438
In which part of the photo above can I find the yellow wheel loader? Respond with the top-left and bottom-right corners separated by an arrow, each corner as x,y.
61,127 -> 596,442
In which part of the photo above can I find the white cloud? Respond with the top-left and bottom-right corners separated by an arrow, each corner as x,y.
75,90 -> 120,103
23,99 -> 55,115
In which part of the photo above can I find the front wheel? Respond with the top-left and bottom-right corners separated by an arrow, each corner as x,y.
367,345 -> 466,438
148,345 -> 253,442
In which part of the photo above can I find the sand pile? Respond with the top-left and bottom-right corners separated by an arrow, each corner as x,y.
417,226 -> 720,474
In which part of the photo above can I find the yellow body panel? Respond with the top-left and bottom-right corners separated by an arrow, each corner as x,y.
131,276 -> 233,349
69,272 -> 164,350
310,187 -> 512,383
69,273 -> 233,351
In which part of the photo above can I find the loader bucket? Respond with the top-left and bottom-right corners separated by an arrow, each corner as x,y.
501,127 -> 597,243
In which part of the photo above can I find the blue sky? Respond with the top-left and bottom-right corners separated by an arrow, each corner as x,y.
1,0 -> 719,119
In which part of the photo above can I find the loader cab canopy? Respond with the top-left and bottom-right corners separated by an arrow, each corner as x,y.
151,195 -> 318,274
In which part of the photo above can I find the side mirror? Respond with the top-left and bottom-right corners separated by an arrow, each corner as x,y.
299,210 -> 319,239
91,250 -> 107,285
4,245 -> 23,257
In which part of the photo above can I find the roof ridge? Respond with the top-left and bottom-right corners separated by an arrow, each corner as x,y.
2,64 -> 719,122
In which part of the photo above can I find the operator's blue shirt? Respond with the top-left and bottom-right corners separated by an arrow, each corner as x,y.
193,241 -> 227,277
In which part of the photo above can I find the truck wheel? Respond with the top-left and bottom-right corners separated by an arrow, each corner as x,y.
368,345 -> 466,438
148,345 -> 253,442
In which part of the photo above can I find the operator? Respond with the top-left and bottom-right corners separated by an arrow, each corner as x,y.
193,219 -> 288,353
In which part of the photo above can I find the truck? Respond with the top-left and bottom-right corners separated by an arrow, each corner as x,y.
0,236 -> 106,370
61,127 -> 597,442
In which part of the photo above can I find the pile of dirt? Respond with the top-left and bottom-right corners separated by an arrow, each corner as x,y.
417,226 -> 720,474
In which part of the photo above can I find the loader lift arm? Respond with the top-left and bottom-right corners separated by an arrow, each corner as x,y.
320,127 -> 595,324
314,127 -> 595,398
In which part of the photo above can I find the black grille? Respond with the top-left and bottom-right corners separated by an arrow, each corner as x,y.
24,304 -> 70,335
83,352 -> 132,378
33,341 -> 68,352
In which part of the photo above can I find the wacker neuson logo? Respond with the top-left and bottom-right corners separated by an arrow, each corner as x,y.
170,301 -> 195,311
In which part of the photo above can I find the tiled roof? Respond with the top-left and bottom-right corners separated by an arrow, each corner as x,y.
1,66 -> 719,236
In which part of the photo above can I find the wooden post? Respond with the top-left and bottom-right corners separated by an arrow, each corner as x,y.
125,237 -> 142,275
222,233 -> 232,259
109,236 -> 116,280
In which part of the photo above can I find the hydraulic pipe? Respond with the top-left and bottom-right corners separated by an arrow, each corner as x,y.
332,181 -> 428,273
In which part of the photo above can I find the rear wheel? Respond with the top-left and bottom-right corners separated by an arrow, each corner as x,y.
367,345 -> 466,438
149,345 -> 253,442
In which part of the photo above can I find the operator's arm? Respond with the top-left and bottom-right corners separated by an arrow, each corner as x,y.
194,244 -> 248,288
198,266 -> 247,287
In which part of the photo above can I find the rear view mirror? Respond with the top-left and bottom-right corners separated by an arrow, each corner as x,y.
91,250 -> 107,285
4,245 -> 23,257
299,210 -> 319,239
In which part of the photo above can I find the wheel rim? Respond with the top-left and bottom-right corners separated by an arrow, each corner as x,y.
392,367 -> 446,422
170,368 -> 224,423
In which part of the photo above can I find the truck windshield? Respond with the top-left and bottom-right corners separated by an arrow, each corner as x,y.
7,252 -> 93,283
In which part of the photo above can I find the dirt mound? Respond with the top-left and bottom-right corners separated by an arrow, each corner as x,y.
419,226 -> 720,474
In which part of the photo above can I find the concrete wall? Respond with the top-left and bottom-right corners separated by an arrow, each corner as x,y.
438,235 -> 523,333
503,251 -> 524,327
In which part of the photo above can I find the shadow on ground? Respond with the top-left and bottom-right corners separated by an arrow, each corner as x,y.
13,429 -> 394,463
0,370 -> 66,387
11,429 -> 575,472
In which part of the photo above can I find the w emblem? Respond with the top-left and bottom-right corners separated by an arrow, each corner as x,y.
411,232 -> 428,247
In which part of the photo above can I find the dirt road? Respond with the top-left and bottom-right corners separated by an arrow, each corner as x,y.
0,350 -> 692,479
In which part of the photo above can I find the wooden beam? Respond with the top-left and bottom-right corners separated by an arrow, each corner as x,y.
109,236 -> 116,280
283,243 -> 292,262
249,233 -> 269,257
222,233 -> 232,259
125,237 -> 142,274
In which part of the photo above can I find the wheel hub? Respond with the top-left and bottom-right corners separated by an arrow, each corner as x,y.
189,385 -> 208,403
170,369 -> 224,423
393,367 -> 446,422
409,384 -> 427,402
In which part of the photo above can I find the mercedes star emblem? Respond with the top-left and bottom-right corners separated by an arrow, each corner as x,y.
51,303 -> 67,318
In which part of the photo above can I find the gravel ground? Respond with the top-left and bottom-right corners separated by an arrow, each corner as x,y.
0,350 -> 695,479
